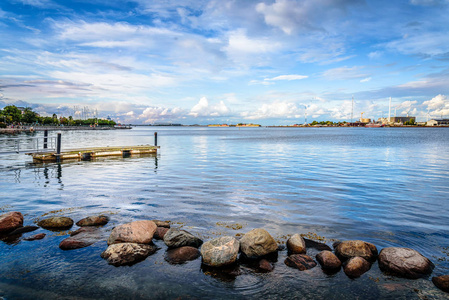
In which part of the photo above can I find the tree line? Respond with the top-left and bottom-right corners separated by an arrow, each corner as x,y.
0,105 -> 116,128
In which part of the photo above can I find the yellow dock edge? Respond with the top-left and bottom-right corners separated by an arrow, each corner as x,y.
27,145 -> 159,162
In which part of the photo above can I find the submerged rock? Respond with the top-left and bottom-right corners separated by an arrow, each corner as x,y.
76,215 -> 109,227
344,256 -> 371,278
101,242 -> 158,266
154,227 -> 169,240
201,236 -> 240,267
378,247 -> 434,279
257,259 -> 274,273
316,250 -> 341,271
334,240 -> 378,262
0,212 -> 23,233
23,233 -> 46,241
239,228 -> 278,258
304,238 -> 332,251
287,234 -> 306,254
60,227 -> 105,250
107,220 -> 157,245
165,246 -> 200,264
285,254 -> 317,271
7,225 -> 39,236
432,275 -> 449,293
163,228 -> 203,248
37,217 -> 74,230
151,220 -> 170,228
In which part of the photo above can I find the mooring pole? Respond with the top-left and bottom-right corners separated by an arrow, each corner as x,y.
56,133 -> 62,162
154,132 -> 158,146
43,130 -> 48,149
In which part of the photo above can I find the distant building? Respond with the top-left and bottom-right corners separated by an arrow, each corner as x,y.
388,116 -> 415,124
426,119 -> 449,126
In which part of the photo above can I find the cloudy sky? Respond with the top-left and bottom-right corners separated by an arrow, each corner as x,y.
1,0 -> 449,125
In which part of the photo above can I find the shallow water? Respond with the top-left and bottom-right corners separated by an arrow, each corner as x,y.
0,127 -> 448,299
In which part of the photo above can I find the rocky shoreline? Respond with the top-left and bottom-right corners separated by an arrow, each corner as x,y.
1,211 -> 448,294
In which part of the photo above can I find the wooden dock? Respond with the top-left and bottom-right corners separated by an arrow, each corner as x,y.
27,145 -> 159,162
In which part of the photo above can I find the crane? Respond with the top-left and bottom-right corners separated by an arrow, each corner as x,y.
360,112 -> 364,122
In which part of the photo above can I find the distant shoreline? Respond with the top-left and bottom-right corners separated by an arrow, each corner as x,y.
0,125 -> 121,134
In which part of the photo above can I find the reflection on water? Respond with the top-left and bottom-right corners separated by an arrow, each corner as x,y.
0,127 -> 449,299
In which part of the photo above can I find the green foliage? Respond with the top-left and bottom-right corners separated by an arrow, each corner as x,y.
404,118 -> 416,126
22,107 -> 38,124
2,105 -> 22,123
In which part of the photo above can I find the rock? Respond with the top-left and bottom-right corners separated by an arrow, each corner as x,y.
344,256 -> 371,278
60,227 -> 104,250
7,225 -> 39,236
316,250 -> 341,271
335,240 -> 378,262
287,234 -> 306,254
284,254 -> 317,271
165,246 -> 201,264
378,247 -> 434,279
432,275 -> 449,293
154,227 -> 169,240
239,228 -> 278,258
0,212 -> 23,233
163,228 -> 203,248
107,220 -> 157,245
101,243 -> 158,266
23,233 -> 46,241
201,236 -> 240,267
76,215 -> 109,226
37,217 -> 74,229
257,259 -> 274,272
305,238 -> 332,251
151,220 -> 170,228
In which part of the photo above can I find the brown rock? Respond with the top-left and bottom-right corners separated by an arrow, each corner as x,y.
316,250 -> 341,270
258,259 -> 274,272
432,275 -> 449,293
335,240 -> 378,262
101,242 -> 158,266
165,246 -> 200,264
37,217 -> 74,229
201,236 -> 240,267
23,233 -> 46,241
305,238 -> 332,251
60,227 -> 104,250
7,225 -> 39,236
151,220 -> 170,228
0,212 -> 23,233
287,234 -> 306,254
154,227 -> 169,240
378,247 -> 434,279
240,228 -> 278,258
76,215 -> 109,226
107,220 -> 157,245
344,256 -> 371,278
284,254 -> 317,271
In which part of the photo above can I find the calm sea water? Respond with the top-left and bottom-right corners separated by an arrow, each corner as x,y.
0,127 -> 448,299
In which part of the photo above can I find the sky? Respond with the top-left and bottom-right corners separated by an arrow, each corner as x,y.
1,0 -> 449,125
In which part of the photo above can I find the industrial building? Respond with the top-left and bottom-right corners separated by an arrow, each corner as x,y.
426,119 -> 449,126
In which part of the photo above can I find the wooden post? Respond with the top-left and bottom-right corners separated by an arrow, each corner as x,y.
154,132 -> 158,146
56,133 -> 61,162
43,130 -> 48,149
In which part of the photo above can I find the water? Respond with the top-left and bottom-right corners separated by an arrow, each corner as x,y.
0,127 -> 448,299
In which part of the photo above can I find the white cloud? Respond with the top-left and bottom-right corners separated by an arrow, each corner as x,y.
268,74 -> 308,81
360,77 -> 371,83
323,66 -> 369,80
241,100 -> 301,120
189,97 -> 230,117
138,106 -> 185,124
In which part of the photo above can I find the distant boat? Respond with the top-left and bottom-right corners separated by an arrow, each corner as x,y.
364,123 -> 384,128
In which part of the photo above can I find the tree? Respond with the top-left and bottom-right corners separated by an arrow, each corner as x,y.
22,107 -> 38,124
2,105 -> 22,123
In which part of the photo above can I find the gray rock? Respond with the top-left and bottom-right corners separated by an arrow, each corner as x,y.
38,217 -> 74,229
304,238 -> 332,251
7,226 -> 39,236
240,228 -> 278,258
284,254 -> 317,271
60,227 -> 105,250
316,250 -> 341,270
287,234 -> 306,254
344,256 -> 371,278
163,228 -> 203,248
165,246 -> 200,264
201,236 -> 240,267
76,215 -> 109,226
0,212 -> 23,233
378,247 -> 434,279
107,220 -> 157,245
432,275 -> 449,293
23,233 -> 46,241
335,240 -> 378,262
101,243 -> 157,266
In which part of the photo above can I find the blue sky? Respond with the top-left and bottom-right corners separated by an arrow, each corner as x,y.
1,0 -> 449,125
